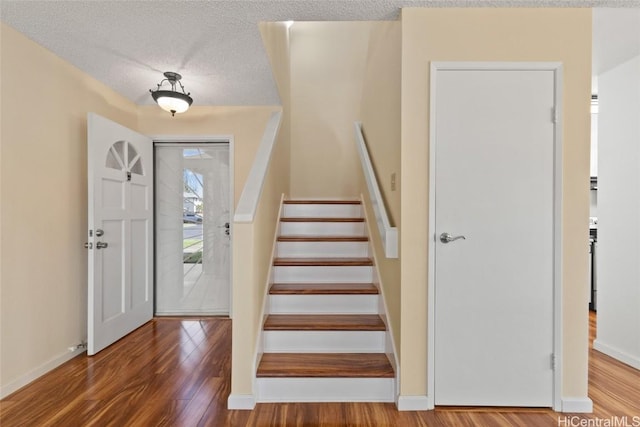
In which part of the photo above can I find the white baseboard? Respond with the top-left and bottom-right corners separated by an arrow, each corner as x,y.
280,222 -> 366,237
276,241 -> 369,258
593,339 -> 640,370
227,394 -> 256,410
282,203 -> 362,218
257,378 -> 395,403
269,294 -> 378,314
273,266 -> 372,283
0,347 -> 85,399
263,330 -> 385,353
397,395 -> 432,411
561,397 -> 593,413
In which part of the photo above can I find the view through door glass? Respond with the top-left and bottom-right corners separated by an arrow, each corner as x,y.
155,144 -> 230,315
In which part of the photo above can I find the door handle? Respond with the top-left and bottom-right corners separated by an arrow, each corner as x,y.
96,242 -> 108,249
218,222 -> 230,229
440,232 -> 466,244
84,242 -> 93,249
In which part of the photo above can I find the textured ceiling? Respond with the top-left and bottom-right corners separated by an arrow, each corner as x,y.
1,0 -> 639,106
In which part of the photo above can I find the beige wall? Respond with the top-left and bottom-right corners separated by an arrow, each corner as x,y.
138,105 -> 281,208
0,23 -> 138,392
358,21 -> 402,362
289,22 -> 372,198
1,22 -> 284,395
260,21 -> 292,202
260,22 -> 291,109
230,130 -> 289,395
400,8 -> 592,399
228,22 -> 294,398
287,18 -> 404,369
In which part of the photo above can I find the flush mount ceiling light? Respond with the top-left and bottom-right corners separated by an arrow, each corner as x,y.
149,71 -> 193,116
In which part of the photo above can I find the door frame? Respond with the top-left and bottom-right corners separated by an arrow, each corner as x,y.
426,62 -> 564,410
151,134 -> 235,318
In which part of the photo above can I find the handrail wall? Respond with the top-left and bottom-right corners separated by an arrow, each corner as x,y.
354,121 -> 398,258
234,111 -> 283,223
228,110 -> 284,409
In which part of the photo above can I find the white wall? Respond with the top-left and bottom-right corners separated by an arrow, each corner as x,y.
594,54 -> 640,370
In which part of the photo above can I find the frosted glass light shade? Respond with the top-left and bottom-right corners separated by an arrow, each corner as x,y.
151,90 -> 193,115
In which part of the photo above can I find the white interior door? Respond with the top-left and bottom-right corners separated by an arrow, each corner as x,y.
87,113 -> 153,355
432,66 -> 558,406
155,144 -> 230,315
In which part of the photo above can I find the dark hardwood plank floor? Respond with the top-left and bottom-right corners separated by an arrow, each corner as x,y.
263,314 -> 386,331
273,257 -> 373,266
279,217 -> 364,223
283,200 -> 361,205
1,311 -> 639,426
257,353 -> 395,378
269,283 -> 379,295
277,236 -> 369,242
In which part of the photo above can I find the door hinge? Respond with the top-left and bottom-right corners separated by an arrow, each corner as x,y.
552,107 -> 558,124
551,353 -> 556,370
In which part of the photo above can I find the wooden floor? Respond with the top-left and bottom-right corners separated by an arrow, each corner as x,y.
273,257 -> 374,266
257,353 -> 395,378
263,314 -> 386,331
269,283 -> 379,295
2,311 -> 639,426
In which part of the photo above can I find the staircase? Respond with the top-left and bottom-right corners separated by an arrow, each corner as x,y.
256,200 -> 395,403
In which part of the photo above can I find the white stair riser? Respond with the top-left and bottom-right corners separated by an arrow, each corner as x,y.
273,266 -> 373,283
277,241 -> 368,258
257,378 -> 395,403
280,222 -> 365,236
269,295 -> 378,314
283,204 -> 362,218
263,331 -> 385,353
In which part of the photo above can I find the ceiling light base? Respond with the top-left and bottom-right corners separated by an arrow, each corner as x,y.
163,71 -> 182,82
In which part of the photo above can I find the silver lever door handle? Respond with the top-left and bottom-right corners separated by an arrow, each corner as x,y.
440,232 -> 466,244
96,242 -> 108,249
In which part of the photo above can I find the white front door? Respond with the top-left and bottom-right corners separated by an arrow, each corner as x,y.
432,65 -> 559,406
87,113 -> 153,355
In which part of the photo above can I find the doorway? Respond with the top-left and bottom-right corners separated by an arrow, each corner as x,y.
427,63 -> 563,408
154,141 -> 233,315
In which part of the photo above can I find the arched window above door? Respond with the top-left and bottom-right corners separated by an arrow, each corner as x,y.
105,140 -> 144,176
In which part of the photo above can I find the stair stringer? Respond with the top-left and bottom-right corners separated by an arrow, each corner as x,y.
360,194 -> 401,405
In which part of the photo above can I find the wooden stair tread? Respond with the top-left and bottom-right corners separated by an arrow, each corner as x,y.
274,257 -> 373,266
264,314 -> 386,331
280,217 -> 364,223
270,283 -> 378,295
283,200 -> 361,205
278,235 -> 368,242
257,353 -> 394,378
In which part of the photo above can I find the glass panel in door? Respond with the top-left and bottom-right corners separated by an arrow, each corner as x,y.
155,144 -> 230,315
